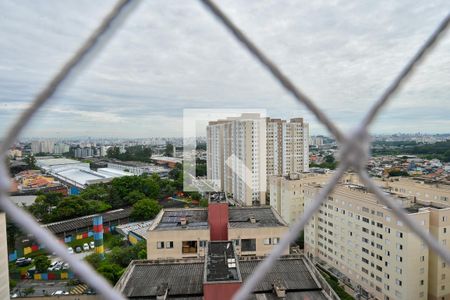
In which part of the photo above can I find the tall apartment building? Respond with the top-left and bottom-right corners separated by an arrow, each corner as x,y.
207,114 -> 309,206
31,140 -> 54,154
303,182 -> 450,300
207,114 -> 267,206
266,118 -> 309,176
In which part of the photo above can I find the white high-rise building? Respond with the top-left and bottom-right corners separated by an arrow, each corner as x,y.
207,114 -> 309,206
31,140 -> 55,154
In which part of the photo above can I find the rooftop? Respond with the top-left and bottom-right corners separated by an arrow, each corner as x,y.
205,241 -> 240,283
42,207 -> 132,234
151,206 -> 287,231
116,255 -> 327,299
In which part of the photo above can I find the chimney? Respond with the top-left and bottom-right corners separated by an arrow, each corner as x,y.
249,215 -> 256,224
208,202 -> 229,241
273,281 -> 286,298
156,283 -> 169,300
180,217 -> 187,226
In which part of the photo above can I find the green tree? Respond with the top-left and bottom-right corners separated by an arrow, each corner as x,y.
131,198 -> 162,221
23,287 -> 35,296
34,255 -> 51,273
97,263 -> 123,284
23,154 -> 37,169
199,199 -> 208,207
164,143 -> 174,157
124,190 -> 146,205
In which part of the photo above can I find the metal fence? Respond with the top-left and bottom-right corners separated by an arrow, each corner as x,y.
0,1 -> 448,299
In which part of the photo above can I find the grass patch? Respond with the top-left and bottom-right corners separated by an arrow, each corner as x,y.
67,237 -> 94,248
24,249 -> 47,259
319,270 -> 354,300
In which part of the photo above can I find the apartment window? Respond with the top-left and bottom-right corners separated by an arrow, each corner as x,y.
264,238 -> 271,245
273,237 -> 280,245
420,279 -> 424,285
385,227 -> 391,234
396,255 -> 403,262
241,239 -> 256,252
419,292 -> 424,298
232,239 -> 240,246
420,267 -> 425,274
362,257 -> 369,264
444,228 -> 447,234
157,241 -> 164,249
376,265 -> 383,272
441,285 -> 445,290
182,241 -> 198,254
420,256 -> 425,262
363,217 -> 370,223
396,231 -> 404,238
199,240 -> 207,248
396,279 -> 403,286
397,243 -> 403,250
166,241 -> 174,249
386,216 -> 391,222
396,267 -> 402,274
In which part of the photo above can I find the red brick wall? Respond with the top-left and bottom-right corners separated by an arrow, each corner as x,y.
208,203 -> 228,241
203,282 -> 241,300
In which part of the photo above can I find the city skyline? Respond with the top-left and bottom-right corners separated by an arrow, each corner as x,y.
1,0 -> 450,138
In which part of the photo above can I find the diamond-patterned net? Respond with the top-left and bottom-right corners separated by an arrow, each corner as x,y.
0,1 -> 448,299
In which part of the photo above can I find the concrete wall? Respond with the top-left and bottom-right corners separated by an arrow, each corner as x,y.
0,213 -> 10,299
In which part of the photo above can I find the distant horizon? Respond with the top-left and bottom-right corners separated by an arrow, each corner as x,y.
11,132 -> 450,141
1,1 -> 449,138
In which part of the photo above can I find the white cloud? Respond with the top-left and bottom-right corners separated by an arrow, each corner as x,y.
0,0 -> 449,138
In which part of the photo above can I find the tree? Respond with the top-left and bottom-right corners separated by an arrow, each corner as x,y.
23,154 -> 37,169
124,191 -> 146,205
199,199 -> 208,207
131,198 -> 162,221
164,143 -> 174,157
34,255 -> 51,273
23,287 -> 35,296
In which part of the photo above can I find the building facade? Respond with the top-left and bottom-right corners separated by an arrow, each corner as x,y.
145,204 -> 289,260
207,114 -> 309,206
269,173 -> 331,225
0,213 -> 10,299
303,183 -> 450,300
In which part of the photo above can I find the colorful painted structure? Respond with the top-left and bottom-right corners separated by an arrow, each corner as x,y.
93,216 -> 104,258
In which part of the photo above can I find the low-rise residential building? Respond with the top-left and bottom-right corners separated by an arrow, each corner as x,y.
304,182 -> 450,300
115,241 -> 334,300
145,203 -> 289,260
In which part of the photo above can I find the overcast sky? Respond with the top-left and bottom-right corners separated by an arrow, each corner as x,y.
0,0 -> 449,138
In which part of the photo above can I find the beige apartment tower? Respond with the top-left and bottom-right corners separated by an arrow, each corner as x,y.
303,182 -> 450,300
207,114 -> 309,206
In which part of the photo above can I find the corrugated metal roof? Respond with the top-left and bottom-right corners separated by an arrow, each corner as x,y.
118,257 -> 325,298
42,207 -> 132,234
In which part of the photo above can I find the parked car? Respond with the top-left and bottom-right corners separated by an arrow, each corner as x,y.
62,262 -> 70,270
67,247 -> 74,254
15,257 -> 32,267
51,291 -> 69,295
54,261 -> 64,271
48,261 -> 61,271
75,246 -> 82,253
83,243 -> 90,251
89,241 -> 95,249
